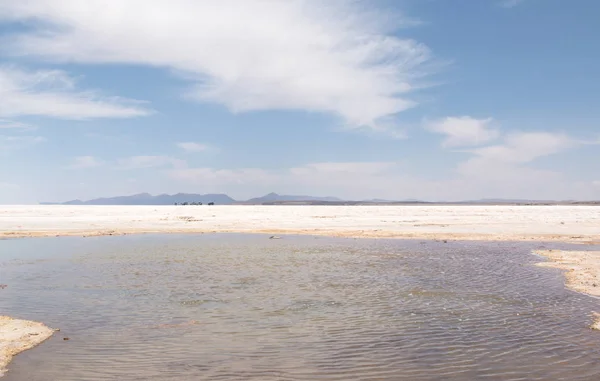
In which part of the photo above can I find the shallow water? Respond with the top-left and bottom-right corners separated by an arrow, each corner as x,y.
1,234 -> 600,380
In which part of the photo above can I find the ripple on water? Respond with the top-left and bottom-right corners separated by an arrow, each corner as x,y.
1,234 -> 600,381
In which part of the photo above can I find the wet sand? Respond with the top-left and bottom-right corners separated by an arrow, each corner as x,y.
0,317 -> 54,377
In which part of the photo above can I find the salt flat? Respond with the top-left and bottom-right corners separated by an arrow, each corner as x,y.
1,205 -> 599,242
1,204 -> 600,374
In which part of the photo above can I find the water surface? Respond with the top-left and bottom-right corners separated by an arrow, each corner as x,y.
1,234 -> 600,380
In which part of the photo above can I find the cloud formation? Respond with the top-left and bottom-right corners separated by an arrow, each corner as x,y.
0,119 -> 36,130
168,162 -> 408,199
69,156 -> 104,169
167,154 -> 597,201
0,0 -> 432,128
0,134 -> 44,153
425,116 -> 499,147
177,142 -> 211,153
466,132 -> 572,164
0,66 -> 151,119
164,127 -> 598,201
116,155 -> 186,170
456,132 -> 573,193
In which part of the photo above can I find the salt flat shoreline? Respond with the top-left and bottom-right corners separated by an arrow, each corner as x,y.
0,317 -> 55,377
1,205 -> 599,243
535,250 -> 600,330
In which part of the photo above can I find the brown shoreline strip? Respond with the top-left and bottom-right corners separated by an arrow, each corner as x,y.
1,228 -> 599,245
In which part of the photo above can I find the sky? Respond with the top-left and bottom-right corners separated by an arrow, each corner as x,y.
0,0 -> 599,203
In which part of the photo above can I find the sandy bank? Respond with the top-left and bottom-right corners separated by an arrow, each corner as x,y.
535,250 -> 600,330
1,205 -> 599,243
0,316 -> 55,377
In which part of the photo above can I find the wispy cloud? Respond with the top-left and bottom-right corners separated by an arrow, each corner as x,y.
499,0 -> 525,8
0,119 -> 36,130
0,135 -> 45,153
425,116 -> 576,178
425,116 -> 499,147
116,155 -> 187,170
466,132 -> 573,164
168,161 -> 404,198
177,142 -> 212,153
452,131 -> 575,199
167,127 -> 598,201
0,0 -> 434,129
290,162 -> 399,175
0,66 -> 151,119
68,156 -> 104,169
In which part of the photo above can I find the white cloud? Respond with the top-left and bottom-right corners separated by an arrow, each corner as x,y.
0,135 -> 44,153
499,0 -> 525,8
424,118 -> 590,199
177,142 -> 211,153
452,131 -> 577,199
0,0 -> 433,129
0,66 -> 151,119
116,155 -> 187,170
425,116 -> 499,147
69,156 -> 103,169
465,132 -> 572,164
290,162 -> 398,176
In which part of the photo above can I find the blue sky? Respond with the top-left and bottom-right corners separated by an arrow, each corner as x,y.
0,0 -> 599,203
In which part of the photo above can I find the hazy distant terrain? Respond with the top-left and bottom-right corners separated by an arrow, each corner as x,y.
41,192 -> 600,206
41,192 -> 348,205
42,193 -> 236,206
243,192 -> 342,204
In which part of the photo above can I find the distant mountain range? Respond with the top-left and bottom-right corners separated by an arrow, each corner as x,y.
243,192 -> 342,204
40,193 -> 600,206
43,193 -> 236,205
42,192 -> 341,205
